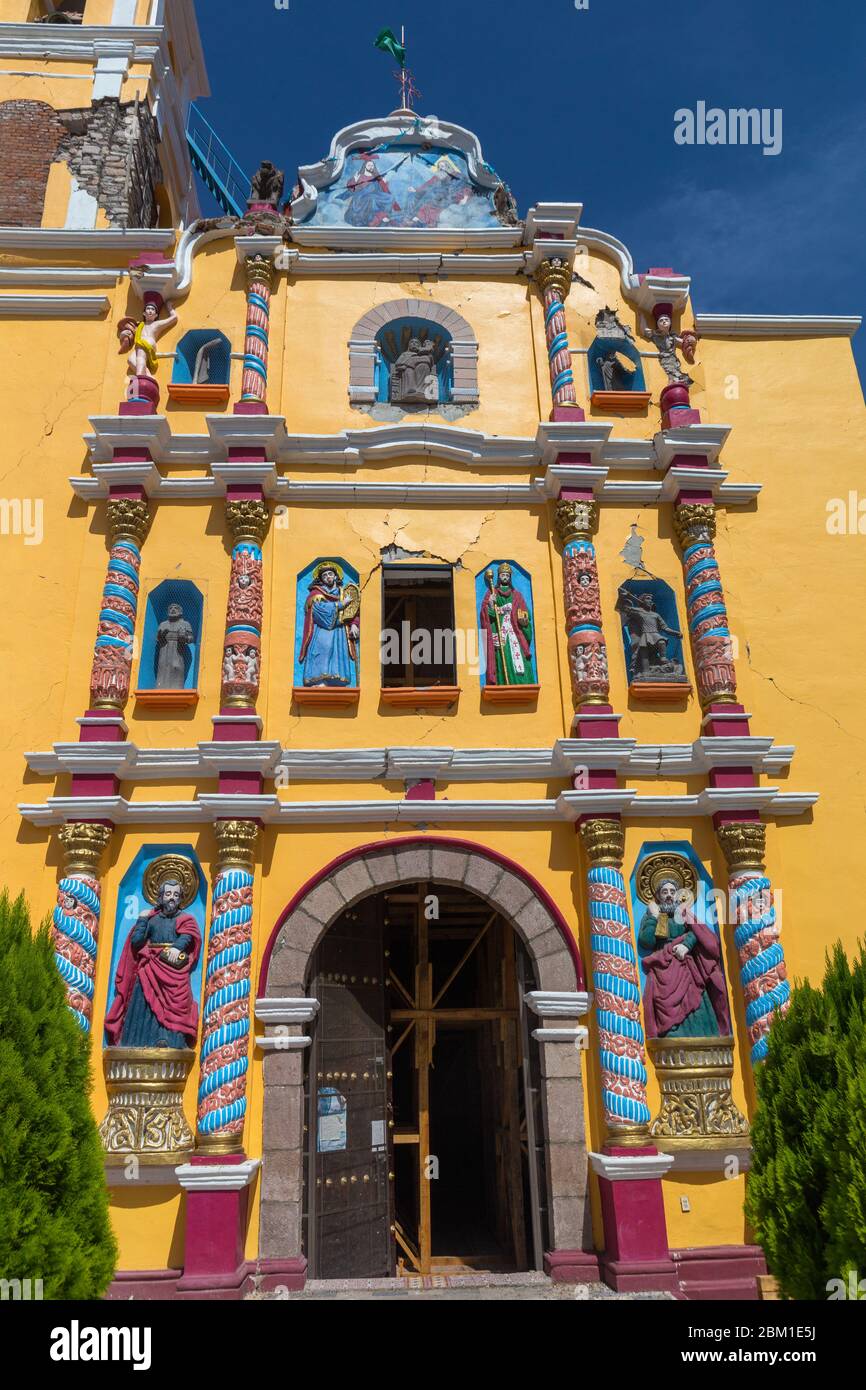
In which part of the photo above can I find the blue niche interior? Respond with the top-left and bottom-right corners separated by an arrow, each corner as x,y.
474,559 -> 536,687
138,579 -> 203,690
172,329 -> 232,385
627,840 -> 727,998
588,335 -> 646,394
617,577 -> 684,680
104,844 -> 208,1047
293,556 -> 361,689
375,317 -> 453,404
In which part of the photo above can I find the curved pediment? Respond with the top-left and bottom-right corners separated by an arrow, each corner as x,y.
289,112 -> 519,234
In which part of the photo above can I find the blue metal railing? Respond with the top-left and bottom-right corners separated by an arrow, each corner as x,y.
186,103 -> 250,219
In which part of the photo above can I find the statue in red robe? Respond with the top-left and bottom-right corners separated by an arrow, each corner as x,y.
104,878 -> 201,1049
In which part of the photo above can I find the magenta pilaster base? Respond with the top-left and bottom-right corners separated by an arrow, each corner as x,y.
175,1154 -> 256,1292
591,1147 -> 678,1293
544,1248 -> 601,1283
672,1245 -> 766,1301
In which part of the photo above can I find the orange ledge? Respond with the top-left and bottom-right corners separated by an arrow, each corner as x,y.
292,687 -> 360,707
628,681 -> 692,704
590,390 -> 652,412
379,686 -> 461,709
134,689 -> 199,708
481,684 -> 540,704
167,383 -> 231,407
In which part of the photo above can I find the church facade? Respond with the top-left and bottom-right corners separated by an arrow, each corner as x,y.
1,0 -> 864,1298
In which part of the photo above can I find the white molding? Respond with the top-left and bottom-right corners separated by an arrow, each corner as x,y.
536,464 -> 609,498
694,313 -> 861,339
653,425 -> 731,470
0,268 -> 121,287
24,737 -> 797,782
174,1159 -> 261,1192
280,249 -> 529,277
0,229 -> 174,252
291,226 -> 523,251
588,1151 -> 676,1182
256,1035 -> 312,1052
531,1027 -> 589,1045
535,420 -> 612,467
524,990 -> 591,1018
0,295 -> 109,318
255,997 -> 320,1025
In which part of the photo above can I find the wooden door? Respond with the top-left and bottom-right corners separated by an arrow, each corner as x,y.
306,902 -> 394,1278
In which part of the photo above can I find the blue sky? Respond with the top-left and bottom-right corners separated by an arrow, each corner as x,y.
192,0 -> 865,386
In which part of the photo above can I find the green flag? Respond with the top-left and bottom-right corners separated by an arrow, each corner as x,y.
374,27 -> 406,68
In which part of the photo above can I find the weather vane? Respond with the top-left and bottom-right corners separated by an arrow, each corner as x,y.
374,25 -> 421,110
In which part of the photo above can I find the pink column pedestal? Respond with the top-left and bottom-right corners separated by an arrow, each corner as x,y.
175,1155 -> 259,1295
544,1249 -> 601,1283
590,1148 -> 678,1293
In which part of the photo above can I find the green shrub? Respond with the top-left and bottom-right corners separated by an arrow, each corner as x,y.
746,941 -> 866,1299
0,891 -> 117,1298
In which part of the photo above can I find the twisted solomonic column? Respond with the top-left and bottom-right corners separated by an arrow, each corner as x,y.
536,257 -> 578,409
240,254 -> 276,406
220,498 -> 270,709
717,820 -> 790,1064
196,819 -> 260,1153
673,502 -> 737,707
579,818 -> 652,1143
52,822 -> 113,1032
88,496 -> 151,710
555,497 -> 610,708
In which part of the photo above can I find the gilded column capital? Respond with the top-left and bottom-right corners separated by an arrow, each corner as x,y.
213,819 -> 259,875
107,496 -> 150,549
59,821 -> 113,876
555,496 -> 597,546
225,497 -> 270,546
579,817 -> 624,867
673,502 -> 716,548
244,254 -> 277,293
717,820 -> 766,874
535,255 -> 572,301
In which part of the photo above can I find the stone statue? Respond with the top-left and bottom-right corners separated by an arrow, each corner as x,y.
299,562 -> 360,688
637,864 -> 731,1039
155,603 -> 194,689
616,585 -> 685,681
644,313 -> 698,386
104,864 -> 201,1050
249,160 -> 285,208
480,563 -> 535,685
596,349 -> 637,392
117,293 -> 177,401
390,336 -> 439,404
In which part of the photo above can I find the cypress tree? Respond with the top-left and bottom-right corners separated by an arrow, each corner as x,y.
0,891 -> 117,1299
746,941 -> 866,1299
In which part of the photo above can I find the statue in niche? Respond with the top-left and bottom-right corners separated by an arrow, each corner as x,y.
390,335 -> 440,404
118,293 -> 178,398
616,584 -> 685,682
155,603 -> 194,689
643,313 -> 698,386
480,564 -> 535,685
636,856 -> 732,1039
596,348 -> 637,392
299,562 -> 360,688
104,858 -> 201,1050
249,160 -> 285,208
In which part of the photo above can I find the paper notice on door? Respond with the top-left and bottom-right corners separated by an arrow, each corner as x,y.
317,1088 -> 347,1152
371,1119 -> 385,1150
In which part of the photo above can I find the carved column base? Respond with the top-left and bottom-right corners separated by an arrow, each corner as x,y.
100,1047 -> 196,1165
647,1036 -> 749,1148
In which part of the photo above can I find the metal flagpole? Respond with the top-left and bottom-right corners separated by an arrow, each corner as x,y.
401,25 -> 407,107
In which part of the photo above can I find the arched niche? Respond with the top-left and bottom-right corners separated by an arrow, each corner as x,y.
348,298 -> 478,419
135,578 -> 203,707
168,328 -> 232,406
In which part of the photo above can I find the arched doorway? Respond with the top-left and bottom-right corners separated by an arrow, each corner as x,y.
257,839 -> 590,1283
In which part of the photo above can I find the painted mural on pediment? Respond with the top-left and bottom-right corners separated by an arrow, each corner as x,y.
303,144 -> 510,229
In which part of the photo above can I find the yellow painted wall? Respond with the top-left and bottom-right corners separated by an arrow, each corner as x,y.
1,214 -> 864,1272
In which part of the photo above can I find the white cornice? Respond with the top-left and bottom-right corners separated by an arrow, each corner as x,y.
290,226 -> 524,251
653,425 -> 731,470
175,1159 -> 260,1191
0,268 -> 122,287
24,737 -> 796,782
0,23 -> 162,63
0,229 -> 174,252
0,294 -> 109,318
524,991 -> 591,1018
589,1151 -> 676,1182
280,249 -> 529,277
18,788 -> 817,826
694,313 -> 861,338
255,997 -> 320,1025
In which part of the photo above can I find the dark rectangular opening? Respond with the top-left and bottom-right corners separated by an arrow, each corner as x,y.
381,564 -> 457,688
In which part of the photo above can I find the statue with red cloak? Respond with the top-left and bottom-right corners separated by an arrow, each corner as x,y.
637,857 -> 732,1039
105,861 -> 201,1050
